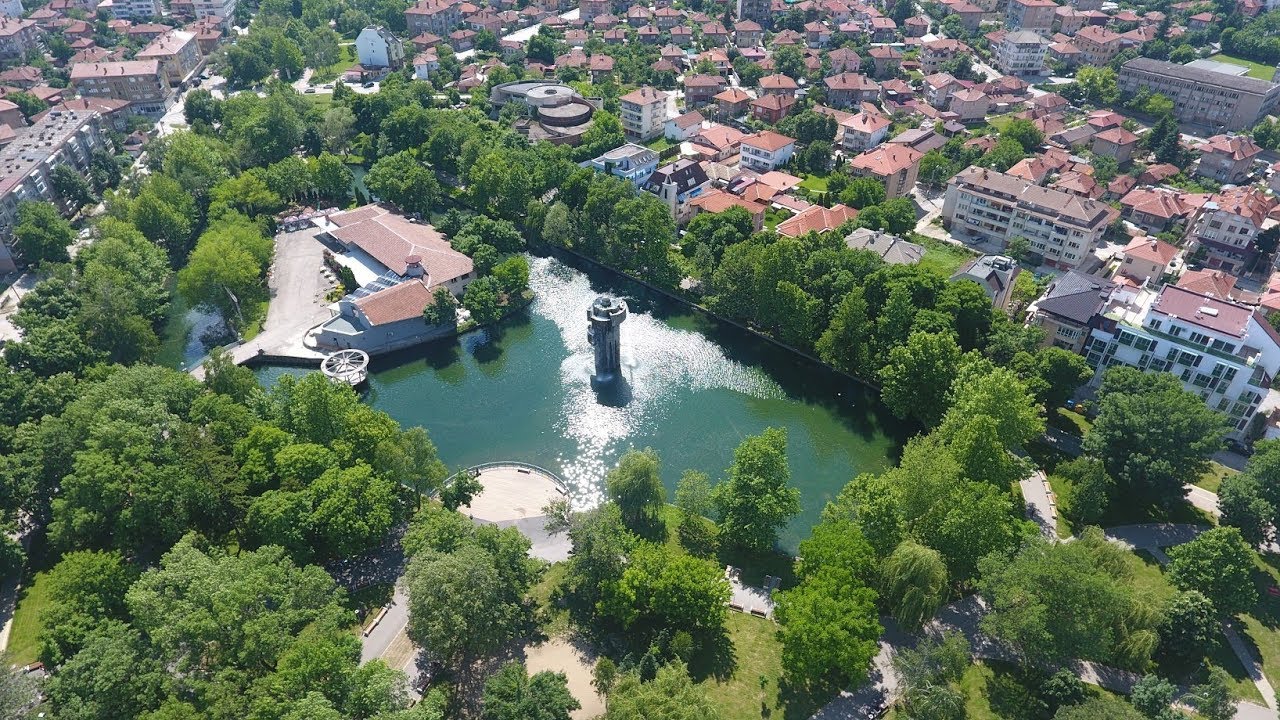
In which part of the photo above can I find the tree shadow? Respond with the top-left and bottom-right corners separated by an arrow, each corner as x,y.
686,627 -> 738,682
777,675 -> 834,720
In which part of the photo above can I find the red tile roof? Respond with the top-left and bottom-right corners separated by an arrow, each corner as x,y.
776,204 -> 858,237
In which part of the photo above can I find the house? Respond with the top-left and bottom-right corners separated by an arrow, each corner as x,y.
1187,11 -> 1215,30
840,108 -> 892,152
804,20 -> 832,47
1187,186 -> 1276,274
690,123 -> 746,161
740,130 -> 796,171
1177,268 -> 1239,301
684,73 -> 727,106
759,73 -> 799,96
665,110 -> 704,141
1195,134 -> 1263,185
994,30 -> 1049,76
868,46 -> 902,78
413,49 -> 439,80
923,72 -> 961,109
1117,236 -> 1179,285
943,166 -> 1119,269
1006,0 -> 1057,34
920,38 -> 971,74
1091,126 -> 1140,163
619,86 -> 670,141
750,93 -> 796,124
588,54 -> 615,82
949,88 -> 990,123
404,0 -> 460,37
823,73 -> 880,108
711,88 -> 751,120
702,21 -> 730,45
952,254 -> 1021,308
688,189 -> 767,230
1026,270 -> 1118,351
848,144 -> 922,199
1083,284 -> 1280,438
829,47 -> 862,73
776,204 -> 859,237
1119,187 -> 1199,232
643,158 -> 710,223
590,143 -> 659,186
734,19 -> 763,46
844,227 -> 924,264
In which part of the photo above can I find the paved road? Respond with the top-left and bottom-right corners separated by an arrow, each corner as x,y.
455,7 -> 580,61
1020,470 -> 1058,540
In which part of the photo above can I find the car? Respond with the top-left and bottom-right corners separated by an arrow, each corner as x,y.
322,83 -> 333,89
305,88 -> 316,93
362,81 -> 375,88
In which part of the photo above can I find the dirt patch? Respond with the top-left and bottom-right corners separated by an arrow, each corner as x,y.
522,637 -> 603,720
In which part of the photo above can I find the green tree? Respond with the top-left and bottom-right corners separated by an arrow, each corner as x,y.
894,632 -> 969,720
879,331 -> 962,427
422,287 -> 458,328
37,550 -> 134,667
44,624 -> 170,720
775,566 -> 882,690
404,544 -> 526,666
1002,119 -> 1045,152
880,540 -> 948,630
51,163 -> 95,210
603,664 -> 721,720
463,276 -> 504,324
1055,456 -> 1114,527
839,177 -> 887,209
1074,66 -> 1119,105
675,470 -> 714,518
1083,367 -> 1227,506
482,661 -> 580,720
14,201 -> 75,265
712,427 -> 802,552
1158,590 -> 1218,663
1130,674 -> 1178,719
1186,667 -> 1237,720
1166,526 -> 1259,616
600,542 -> 729,645
605,448 -> 666,535
979,136 -> 1028,172
1054,697 -> 1144,720
815,287 -> 871,374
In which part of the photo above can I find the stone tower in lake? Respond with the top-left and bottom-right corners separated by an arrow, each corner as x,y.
587,296 -> 627,380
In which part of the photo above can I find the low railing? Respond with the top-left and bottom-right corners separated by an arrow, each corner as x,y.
442,461 -> 569,496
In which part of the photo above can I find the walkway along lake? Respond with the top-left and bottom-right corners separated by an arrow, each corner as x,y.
257,254 -> 910,550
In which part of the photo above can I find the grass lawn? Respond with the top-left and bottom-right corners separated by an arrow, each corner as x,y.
311,45 -> 357,83
987,114 -> 1017,133
644,136 -> 674,152
301,92 -> 335,111
1195,461 -> 1236,494
799,173 -> 830,193
530,561 -> 571,637
697,612 -> 829,720
960,659 -> 1126,719
914,234 -> 977,276
765,207 -> 793,232
240,299 -> 270,342
6,570 -> 52,666
1208,54 -> 1277,81
1046,473 -> 1074,538
1047,407 -> 1091,437
1240,552 -> 1280,693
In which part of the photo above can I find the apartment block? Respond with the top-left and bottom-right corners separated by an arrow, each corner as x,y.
136,29 -> 203,85
994,30 -> 1048,76
1187,186 -> 1276,274
1006,0 -> 1057,33
619,86 -> 670,141
919,38 -> 971,74
106,0 -> 162,19
191,0 -> 235,26
70,60 -> 172,115
405,0 -> 461,37
848,144 -> 922,198
1084,284 -> 1280,437
942,166 -> 1119,269
0,109 -> 104,268
0,17 -> 40,61
1117,58 -> 1280,131
740,130 -> 796,171
1071,25 -> 1122,66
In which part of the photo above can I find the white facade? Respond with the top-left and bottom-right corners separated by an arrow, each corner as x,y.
191,0 -> 235,24
619,87 -> 670,142
740,137 -> 795,171
357,26 -> 404,69
0,0 -> 22,17
1084,285 -> 1280,438
994,30 -> 1048,76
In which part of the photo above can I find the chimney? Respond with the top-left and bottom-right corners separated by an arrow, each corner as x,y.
404,254 -> 424,277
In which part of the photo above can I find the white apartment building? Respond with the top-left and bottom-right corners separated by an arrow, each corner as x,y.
356,26 -> 404,69
0,0 -> 21,17
1084,284 -> 1280,437
994,29 -> 1048,77
943,166 -> 1119,270
0,109 -> 104,269
740,130 -> 796,171
618,86 -> 670,142
840,110 -> 891,152
104,0 -> 160,19
191,0 -> 236,27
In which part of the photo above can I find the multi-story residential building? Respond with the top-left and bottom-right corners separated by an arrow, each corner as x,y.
191,0 -> 235,27
759,73 -> 799,96
0,108 -> 103,268
849,145 -> 922,199
589,143 -> 659,186
949,88 -> 990,122
733,19 -> 763,46
136,29 -> 203,86
1187,186 -> 1276,274
356,26 -> 405,69
1092,126 -> 1140,163
923,72 -> 961,109
1117,236 -> 1179,285
1119,186 -> 1198,232
942,166 -> 1119,269
1195,133 -> 1263,184
1006,0 -> 1057,33
840,109 -> 891,152
0,0 -> 21,17
0,17 -> 40,60
643,158 -> 710,223
683,73 -> 726,107
920,38 -> 970,74
105,0 -> 161,19
868,46 -> 903,78
619,86 -> 669,141
1083,284 -> 1280,437
1026,270 -> 1118,352
994,30 -> 1048,76
740,130 -> 796,171
1071,25 -> 1122,66
70,60 -> 172,115
1118,58 -> 1280,131
750,93 -> 796,123
736,0 -> 770,27
406,0 -> 461,38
